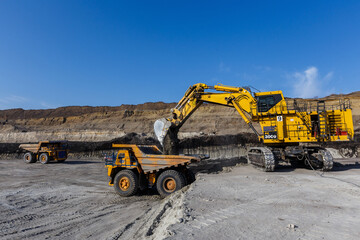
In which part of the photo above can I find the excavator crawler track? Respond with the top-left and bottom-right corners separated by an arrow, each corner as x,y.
318,149 -> 334,171
247,147 -> 275,172
304,148 -> 333,171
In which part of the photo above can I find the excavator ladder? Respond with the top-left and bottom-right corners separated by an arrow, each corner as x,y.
317,101 -> 328,140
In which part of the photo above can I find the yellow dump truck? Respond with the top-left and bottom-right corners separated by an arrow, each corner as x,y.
105,144 -> 200,197
19,141 -> 69,164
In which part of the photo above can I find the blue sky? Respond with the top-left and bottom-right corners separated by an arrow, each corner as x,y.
0,0 -> 359,109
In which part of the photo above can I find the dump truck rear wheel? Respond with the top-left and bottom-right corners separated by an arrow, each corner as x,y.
114,170 -> 139,197
156,170 -> 186,198
39,153 -> 50,164
24,152 -> 36,163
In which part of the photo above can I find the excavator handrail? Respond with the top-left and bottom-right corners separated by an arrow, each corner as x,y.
284,98 -> 352,113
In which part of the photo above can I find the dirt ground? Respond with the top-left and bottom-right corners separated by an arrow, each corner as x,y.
0,158 -> 163,240
1,157 -> 360,240
169,159 -> 360,240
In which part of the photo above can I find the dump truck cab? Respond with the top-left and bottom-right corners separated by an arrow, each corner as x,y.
20,141 -> 69,164
105,144 -> 200,197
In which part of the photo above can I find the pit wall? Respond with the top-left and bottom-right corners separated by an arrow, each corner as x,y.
1,145 -> 359,161
180,144 -> 248,159
0,130 -> 127,143
0,144 -> 249,160
1,133 -> 359,160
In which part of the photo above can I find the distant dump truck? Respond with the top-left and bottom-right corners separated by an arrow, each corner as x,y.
105,144 -> 200,197
19,141 -> 69,164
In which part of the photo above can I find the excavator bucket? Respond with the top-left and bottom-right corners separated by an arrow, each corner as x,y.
154,118 -> 172,146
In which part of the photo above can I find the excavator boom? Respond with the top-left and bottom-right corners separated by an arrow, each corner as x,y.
154,83 -> 259,146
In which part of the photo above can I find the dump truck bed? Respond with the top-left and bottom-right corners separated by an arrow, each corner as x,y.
19,141 -> 68,153
19,143 -> 40,153
111,144 -> 201,174
139,154 -> 199,173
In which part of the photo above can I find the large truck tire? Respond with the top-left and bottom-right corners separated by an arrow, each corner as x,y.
24,152 -> 36,163
114,170 -> 139,197
156,170 -> 186,198
39,153 -> 50,164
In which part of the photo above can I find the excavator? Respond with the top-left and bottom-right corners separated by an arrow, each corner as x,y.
154,83 -> 354,171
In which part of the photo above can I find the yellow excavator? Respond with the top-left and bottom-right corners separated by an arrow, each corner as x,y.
154,83 -> 354,171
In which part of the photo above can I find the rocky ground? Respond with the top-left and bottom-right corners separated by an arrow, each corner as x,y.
0,158 -> 162,240
169,160 -> 360,240
1,156 -> 360,240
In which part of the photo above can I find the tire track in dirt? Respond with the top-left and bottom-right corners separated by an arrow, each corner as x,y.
0,159 -> 161,240
107,186 -> 189,240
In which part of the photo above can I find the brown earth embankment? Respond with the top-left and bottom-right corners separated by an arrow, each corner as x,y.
0,92 -> 359,145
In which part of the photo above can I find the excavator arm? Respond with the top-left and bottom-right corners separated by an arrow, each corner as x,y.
154,83 -> 260,146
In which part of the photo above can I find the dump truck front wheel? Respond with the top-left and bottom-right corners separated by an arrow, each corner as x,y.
39,153 -> 50,164
24,152 -> 36,163
156,170 -> 186,198
114,170 -> 139,197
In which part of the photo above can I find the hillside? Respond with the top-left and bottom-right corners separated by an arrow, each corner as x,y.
0,92 -> 359,143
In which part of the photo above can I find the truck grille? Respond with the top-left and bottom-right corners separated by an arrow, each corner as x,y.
104,154 -> 116,166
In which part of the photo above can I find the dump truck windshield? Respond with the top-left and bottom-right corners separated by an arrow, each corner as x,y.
138,146 -> 162,155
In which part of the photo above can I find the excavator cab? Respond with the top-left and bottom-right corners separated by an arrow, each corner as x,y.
253,91 -> 286,114
256,94 -> 283,112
